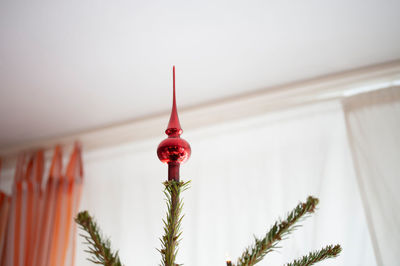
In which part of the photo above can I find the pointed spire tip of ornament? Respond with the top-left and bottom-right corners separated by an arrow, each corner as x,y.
166,65 -> 182,135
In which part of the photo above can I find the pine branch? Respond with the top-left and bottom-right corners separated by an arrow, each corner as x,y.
285,244 -> 342,266
159,180 -> 190,266
236,196 -> 319,266
75,211 -> 123,266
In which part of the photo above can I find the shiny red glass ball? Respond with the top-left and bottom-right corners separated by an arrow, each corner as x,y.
157,137 -> 191,164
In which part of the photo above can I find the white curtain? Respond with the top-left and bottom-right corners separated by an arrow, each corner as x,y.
76,100 -> 376,265
343,87 -> 400,266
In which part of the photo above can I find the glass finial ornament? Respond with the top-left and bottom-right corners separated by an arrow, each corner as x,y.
157,66 -> 191,181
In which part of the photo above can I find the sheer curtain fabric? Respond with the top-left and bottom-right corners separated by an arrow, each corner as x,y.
77,101 -> 376,265
343,87 -> 400,266
2,89 -> 398,266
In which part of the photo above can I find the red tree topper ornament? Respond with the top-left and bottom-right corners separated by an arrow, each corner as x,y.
157,66 -> 191,181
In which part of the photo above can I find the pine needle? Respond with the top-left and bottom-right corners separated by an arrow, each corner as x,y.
285,244 -> 342,266
236,196 -> 320,266
158,180 -> 190,266
75,211 -> 123,266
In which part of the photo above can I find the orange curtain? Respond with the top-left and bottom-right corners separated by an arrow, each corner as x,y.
0,191 -> 11,265
3,144 -> 83,266
0,158 -> 11,265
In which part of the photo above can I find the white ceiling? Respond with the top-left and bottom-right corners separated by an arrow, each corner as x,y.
0,0 -> 399,148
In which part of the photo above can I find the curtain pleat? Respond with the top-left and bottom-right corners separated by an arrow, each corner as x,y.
3,144 -> 84,266
343,87 -> 400,266
0,190 -> 11,264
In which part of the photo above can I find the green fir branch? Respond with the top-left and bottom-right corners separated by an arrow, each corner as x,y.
285,244 -> 342,266
159,180 -> 190,266
236,196 -> 319,266
75,211 -> 123,266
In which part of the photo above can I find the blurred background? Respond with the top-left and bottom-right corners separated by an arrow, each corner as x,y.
0,0 -> 399,265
